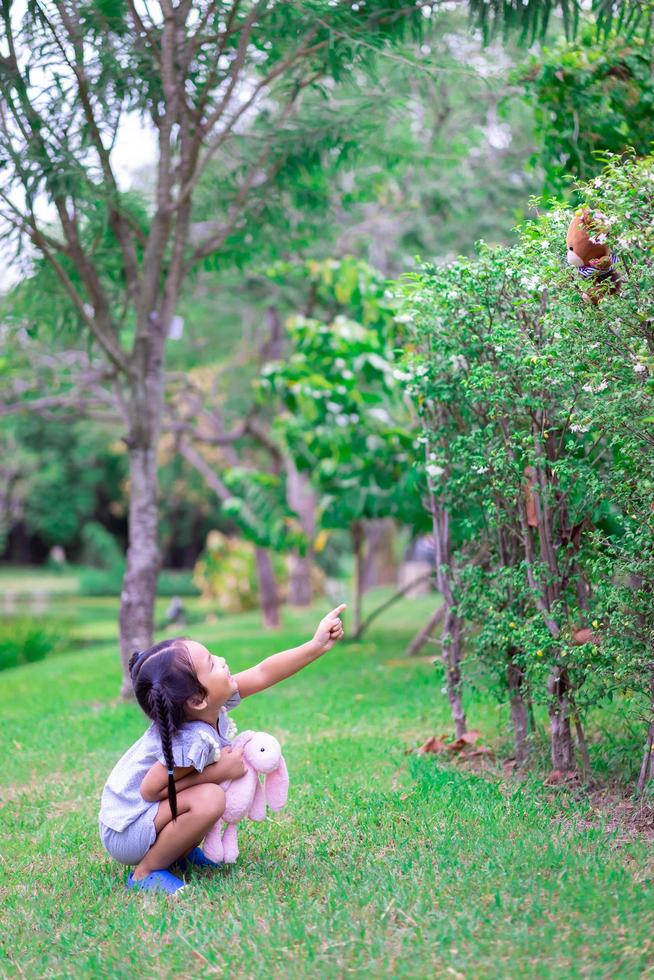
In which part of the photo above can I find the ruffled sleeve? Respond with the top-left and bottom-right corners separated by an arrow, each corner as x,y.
157,724 -> 221,772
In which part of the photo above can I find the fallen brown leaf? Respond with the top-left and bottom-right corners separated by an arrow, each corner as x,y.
417,735 -> 448,754
545,769 -> 565,784
460,729 -> 483,744
447,730 -> 483,752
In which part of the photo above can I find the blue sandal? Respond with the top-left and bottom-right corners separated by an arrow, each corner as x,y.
174,846 -> 224,872
126,869 -> 185,894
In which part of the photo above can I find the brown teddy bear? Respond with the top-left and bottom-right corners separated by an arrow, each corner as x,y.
566,208 -> 620,303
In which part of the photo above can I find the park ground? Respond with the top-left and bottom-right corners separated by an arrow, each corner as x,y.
1,571 -> 654,978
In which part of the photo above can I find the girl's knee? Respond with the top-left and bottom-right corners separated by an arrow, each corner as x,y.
192,782 -> 225,817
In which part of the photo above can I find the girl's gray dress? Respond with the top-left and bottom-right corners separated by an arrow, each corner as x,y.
99,692 -> 240,865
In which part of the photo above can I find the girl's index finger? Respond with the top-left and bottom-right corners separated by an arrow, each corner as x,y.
328,603 -> 347,618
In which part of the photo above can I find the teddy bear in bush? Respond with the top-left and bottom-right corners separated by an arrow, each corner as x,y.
566,209 -> 621,303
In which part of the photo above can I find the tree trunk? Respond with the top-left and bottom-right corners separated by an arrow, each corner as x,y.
442,608 -> 466,739
352,520 -> 365,635
118,331 -> 166,697
637,723 -> 654,798
288,554 -> 313,607
637,667 -> 654,797
430,493 -> 467,738
547,664 -> 574,771
406,604 -> 446,657
507,657 -> 529,766
255,546 -> 281,629
361,519 -> 396,591
119,443 -> 162,697
286,460 -> 316,607
573,711 -> 591,779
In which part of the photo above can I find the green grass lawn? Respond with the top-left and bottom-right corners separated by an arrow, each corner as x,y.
1,581 -> 654,978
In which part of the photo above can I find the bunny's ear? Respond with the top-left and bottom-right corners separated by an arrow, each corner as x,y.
264,753 -> 289,811
249,775 -> 267,822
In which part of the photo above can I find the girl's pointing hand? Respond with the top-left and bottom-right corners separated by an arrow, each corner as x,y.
313,604 -> 347,653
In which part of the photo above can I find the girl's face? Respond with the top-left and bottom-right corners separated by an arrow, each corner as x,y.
186,640 -> 238,712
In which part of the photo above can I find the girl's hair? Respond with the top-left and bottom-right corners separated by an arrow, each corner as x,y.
128,637 -> 207,820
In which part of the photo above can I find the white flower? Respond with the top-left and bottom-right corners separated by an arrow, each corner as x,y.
392,369 -> 412,382
415,365 -> 428,377
474,465 -> 489,474
570,422 -> 590,433
369,407 -> 391,423
427,463 -> 445,478
633,363 -> 647,374
582,379 -> 608,393
335,414 -> 350,426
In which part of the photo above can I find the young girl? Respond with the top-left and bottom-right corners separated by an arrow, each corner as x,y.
99,604 -> 346,894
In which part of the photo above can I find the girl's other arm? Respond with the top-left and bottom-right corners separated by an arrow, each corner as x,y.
235,604 -> 346,698
140,763 -> 194,802
140,747 -> 246,802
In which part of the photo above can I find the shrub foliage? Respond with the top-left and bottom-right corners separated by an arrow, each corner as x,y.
403,153 -> 654,783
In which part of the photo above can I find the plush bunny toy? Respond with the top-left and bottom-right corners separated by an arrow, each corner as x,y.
566,209 -> 620,303
203,730 -> 289,864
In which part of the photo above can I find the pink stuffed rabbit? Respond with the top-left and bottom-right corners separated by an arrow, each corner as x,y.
203,730 -> 289,864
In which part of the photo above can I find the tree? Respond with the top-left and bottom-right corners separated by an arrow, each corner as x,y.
259,257 -> 426,633
516,28 -> 654,196
0,0 -> 440,693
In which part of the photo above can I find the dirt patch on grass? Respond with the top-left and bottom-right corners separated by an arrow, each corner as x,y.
408,732 -> 654,845
558,784 -> 654,845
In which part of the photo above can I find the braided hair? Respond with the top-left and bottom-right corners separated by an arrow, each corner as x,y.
128,638 -> 207,820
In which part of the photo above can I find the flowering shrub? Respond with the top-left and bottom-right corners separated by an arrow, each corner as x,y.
403,153 -> 654,781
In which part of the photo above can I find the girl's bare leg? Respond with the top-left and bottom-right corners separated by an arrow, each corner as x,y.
132,783 -> 225,880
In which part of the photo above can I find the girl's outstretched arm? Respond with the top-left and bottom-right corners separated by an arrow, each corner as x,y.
235,604 -> 346,698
